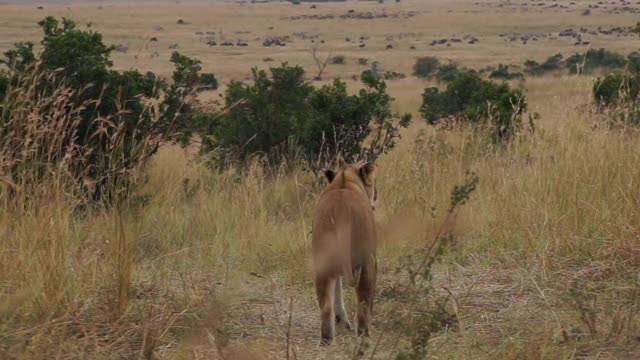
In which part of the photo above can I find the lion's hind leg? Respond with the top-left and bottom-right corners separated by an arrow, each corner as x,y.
355,259 -> 376,337
316,275 -> 337,345
334,276 -> 352,331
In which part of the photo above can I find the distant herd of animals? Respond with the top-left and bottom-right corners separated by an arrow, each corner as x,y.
114,16 -> 635,55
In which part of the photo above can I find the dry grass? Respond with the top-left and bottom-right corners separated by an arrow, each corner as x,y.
2,0 -> 640,359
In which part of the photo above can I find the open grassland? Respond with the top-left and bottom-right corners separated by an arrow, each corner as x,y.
3,0 -> 640,83
1,0 -> 640,359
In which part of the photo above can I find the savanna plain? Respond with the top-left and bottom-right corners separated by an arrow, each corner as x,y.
1,0 -> 640,358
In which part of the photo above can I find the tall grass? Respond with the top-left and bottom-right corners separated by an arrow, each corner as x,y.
1,73 -> 639,358
0,68 -> 174,358
0,68 -> 85,211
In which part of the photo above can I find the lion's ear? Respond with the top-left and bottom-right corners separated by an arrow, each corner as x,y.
323,169 -> 336,183
359,161 -> 375,184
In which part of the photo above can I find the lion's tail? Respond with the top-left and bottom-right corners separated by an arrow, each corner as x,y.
337,221 -> 362,288
345,262 -> 362,288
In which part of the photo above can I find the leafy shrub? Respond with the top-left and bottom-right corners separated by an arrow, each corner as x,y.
489,64 -> 524,80
435,63 -> 462,83
384,71 -> 406,80
420,72 -> 527,141
593,75 -> 640,125
523,60 -> 542,76
565,54 -> 585,74
202,63 -> 314,166
592,59 -> 640,125
303,79 -> 373,166
413,57 -> 463,82
593,71 -> 629,107
413,56 -> 440,78
331,55 -> 346,64
362,61 -> 381,77
362,62 -> 406,80
1,17 -> 209,202
199,73 -> 218,90
305,72 -> 411,168
526,50 -> 626,76
566,48 -> 627,74
524,53 -> 563,76
199,63 -> 411,169
358,57 -> 369,65
170,52 -> 217,90
628,51 -> 640,72
0,70 -> 8,102
478,65 -> 493,75
541,53 -> 564,71
362,61 -> 404,79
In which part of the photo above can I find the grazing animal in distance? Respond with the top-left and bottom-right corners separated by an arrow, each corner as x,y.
311,162 -> 378,345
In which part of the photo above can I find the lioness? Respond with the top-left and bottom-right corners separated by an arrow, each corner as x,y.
311,162 -> 377,345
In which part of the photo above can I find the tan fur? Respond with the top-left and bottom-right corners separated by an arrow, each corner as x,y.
311,162 -> 377,345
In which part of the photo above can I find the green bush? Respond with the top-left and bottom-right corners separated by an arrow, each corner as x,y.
566,48 -> 627,74
526,50 -> 626,76
523,60 -> 543,76
0,70 -> 8,102
303,79 -> 372,166
199,63 -> 410,168
202,63 -> 314,165
524,54 -> 564,76
541,53 -> 564,71
358,58 -> 369,65
170,52 -> 217,90
413,56 -> 440,78
624,52 -> 640,76
489,64 -> 524,80
170,50 -> 219,91
565,53 -> 585,74
199,73 -> 218,90
435,63 -> 462,83
362,61 -> 381,77
362,62 -> 405,80
592,56 -> 640,125
413,57 -> 463,82
420,72 -> 527,141
331,55 -> 346,64
305,72 -> 411,167
593,71 -> 630,107
1,17 -> 209,202
384,71 -> 406,80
